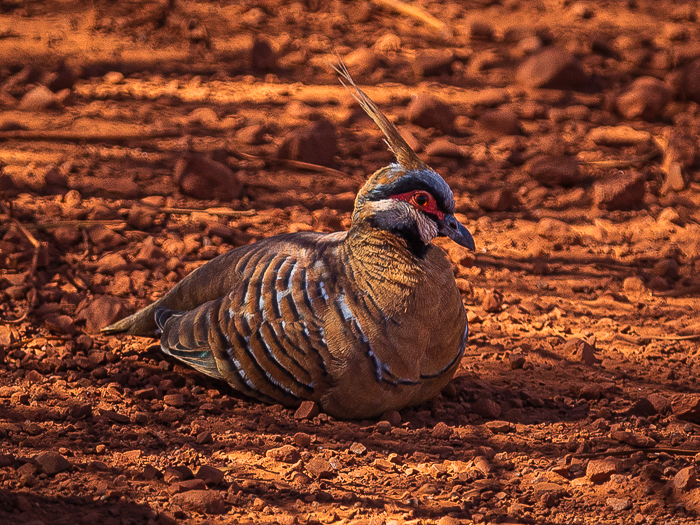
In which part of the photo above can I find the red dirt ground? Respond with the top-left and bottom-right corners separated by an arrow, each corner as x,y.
2,1 -> 700,524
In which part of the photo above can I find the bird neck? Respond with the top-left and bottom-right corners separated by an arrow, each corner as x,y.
343,222 -> 426,316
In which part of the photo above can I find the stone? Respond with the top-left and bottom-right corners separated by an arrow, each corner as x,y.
305,457 -> 333,478
479,188 -> 516,211
78,177 -> 140,199
265,445 -> 300,464
536,218 -> 580,245
277,119 -> 338,167
610,430 -> 656,448
482,291 -> 503,313
174,154 -> 243,201
169,479 -> 207,493
412,49 -> 454,77
195,465 -> 225,486
374,33 -> 401,54
564,338 -> 600,366
127,203 -> 158,230
293,432 -> 312,448
472,398 -> 501,419
294,401 -> 319,420
43,315 -> 75,336
407,93 -> 455,132
344,47 -> 379,76
509,354 -> 526,369
678,59 -> 700,103
479,108 -> 521,136
616,77 -> 672,120
586,459 -> 617,482
379,410 -> 402,427
96,253 -> 128,274
76,295 -> 128,333
593,172 -> 646,210
18,85 -> 59,110
235,124 -> 266,145
673,467 -> 697,491
171,490 -> 228,515
87,225 -> 125,250
527,155 -> 581,187
163,393 -> 185,407
672,394 -> 700,423
606,498 -> 631,511
431,422 -> 453,439
34,452 -> 71,475
52,226 -> 81,246
516,47 -> 588,90
349,442 -> 367,455
425,138 -> 468,158
469,20 -> 495,40
623,276 -> 647,301
587,126 -> 651,146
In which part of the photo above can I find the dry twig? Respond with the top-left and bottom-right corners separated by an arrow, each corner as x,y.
371,0 -> 451,35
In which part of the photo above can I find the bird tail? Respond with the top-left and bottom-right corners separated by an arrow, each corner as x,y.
100,301 -> 162,337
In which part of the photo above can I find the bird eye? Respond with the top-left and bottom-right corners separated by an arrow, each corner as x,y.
413,192 -> 430,207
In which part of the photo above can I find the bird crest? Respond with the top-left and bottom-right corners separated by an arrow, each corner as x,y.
332,61 -> 427,174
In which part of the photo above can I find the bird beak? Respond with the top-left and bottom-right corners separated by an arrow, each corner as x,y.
438,214 -> 475,251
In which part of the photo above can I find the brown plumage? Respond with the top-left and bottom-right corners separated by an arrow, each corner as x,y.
103,67 -> 475,419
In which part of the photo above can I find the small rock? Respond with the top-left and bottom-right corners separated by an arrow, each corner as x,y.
484,420 -> 515,433
87,224 -> 125,250
586,458 -> 618,482
527,155 -> 582,187
657,207 -> 682,226
564,338 -> 600,366
170,479 -> 207,493
294,400 -> 319,420
645,393 -> 671,414
163,393 -> 185,407
472,398 -> 501,419
380,410 -> 402,427
34,451 -> 71,476
610,430 -> 656,448
52,226 -> 81,246
77,177 -> 140,199
679,59 -> 700,103
374,33 -> 401,54
171,490 -> 228,515
43,315 -> 75,336
431,422 -> 453,439
349,442 -> 367,455
305,457 -> 333,478
174,154 -> 243,201
673,467 -> 697,491
623,276 -> 647,301
479,187 -> 516,211
293,432 -> 312,448
479,108 -> 521,136
104,71 -> 124,84
277,119 -> 338,167
376,420 -> 392,433
516,47 -> 588,89
76,295 -> 127,334
235,124 -> 266,145
537,218 -> 580,245
186,107 -> 218,126
96,253 -> 128,274
593,172 -> 646,210
587,126 -> 651,146
127,203 -> 158,230
606,497 -> 631,511
509,354 -> 526,370
672,394 -> 700,423
195,465 -> 225,486
616,77 -> 671,120
469,20 -> 495,40
425,138 -> 468,158
412,49 -> 454,77
266,445 -> 301,464
18,85 -> 59,110
344,47 -> 379,76
407,93 -> 455,132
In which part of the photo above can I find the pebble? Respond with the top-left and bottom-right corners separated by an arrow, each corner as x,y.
469,20 -> 495,41
171,490 -> 228,515
163,393 -> 185,407
482,291 -> 503,313
509,353 -> 526,370
424,138 -> 468,158
266,445 -> 301,464
472,398 -> 502,419
536,218 -> 580,246
87,224 -> 126,250
380,410 -> 402,427
174,154 -> 243,201
374,33 -> 401,54
235,124 -> 266,145
616,76 -> 671,120
672,394 -> 700,423
587,126 -> 651,146
478,187 -> 516,212
127,202 -> 158,230
479,108 -> 521,136
564,338 -> 600,366
431,422 -> 453,439
76,295 -> 127,333
34,451 -> 71,476
293,432 -> 312,448
169,479 -> 207,494
673,467 -> 697,491
344,47 -> 379,76
18,85 -> 59,111
277,119 -> 338,168
593,172 -> 646,210
586,458 -> 618,482
349,442 -> 367,455
678,58 -> 700,102
484,421 -> 515,433
52,225 -> 81,246
527,155 -> 581,187
606,497 -> 631,511
407,93 -> 455,132
412,49 -> 454,77
294,400 -> 319,420
305,457 -> 333,478
610,430 -> 656,448
96,253 -> 128,274
623,276 -> 647,301
516,47 -> 587,89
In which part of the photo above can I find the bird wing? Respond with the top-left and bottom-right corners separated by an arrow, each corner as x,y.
156,247 -> 336,406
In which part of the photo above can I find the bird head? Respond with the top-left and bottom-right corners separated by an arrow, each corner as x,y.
334,63 -> 475,257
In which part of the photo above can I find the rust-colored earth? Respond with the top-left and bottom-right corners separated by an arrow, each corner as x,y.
2,1 -> 700,524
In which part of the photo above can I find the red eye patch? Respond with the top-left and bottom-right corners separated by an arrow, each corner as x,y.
390,190 -> 445,220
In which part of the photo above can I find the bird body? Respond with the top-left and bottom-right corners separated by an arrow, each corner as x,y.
104,66 -> 475,419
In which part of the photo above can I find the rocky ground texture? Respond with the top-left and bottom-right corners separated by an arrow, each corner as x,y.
2,0 -> 700,524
